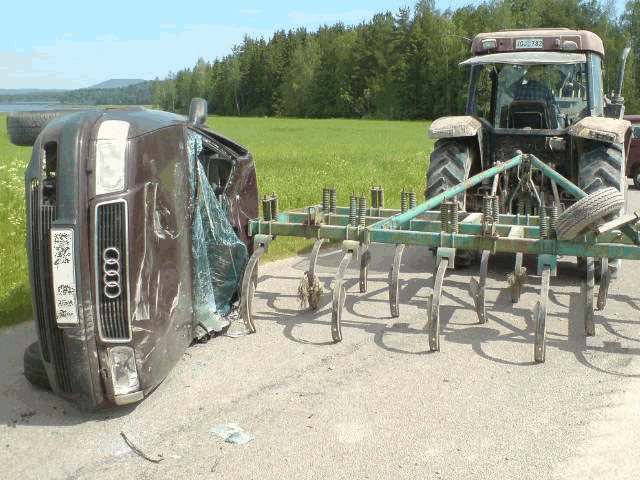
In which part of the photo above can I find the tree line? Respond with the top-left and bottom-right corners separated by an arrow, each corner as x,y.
59,81 -> 153,105
149,0 -> 640,120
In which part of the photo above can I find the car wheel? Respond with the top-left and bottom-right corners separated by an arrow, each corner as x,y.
6,110 -> 78,146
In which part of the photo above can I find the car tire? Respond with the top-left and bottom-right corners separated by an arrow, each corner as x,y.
633,166 -> 640,189
425,139 -> 477,268
556,187 -> 624,241
23,341 -> 51,390
6,110 -> 77,146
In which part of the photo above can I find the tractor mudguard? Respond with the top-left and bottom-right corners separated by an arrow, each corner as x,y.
428,116 -> 483,140
568,116 -> 632,146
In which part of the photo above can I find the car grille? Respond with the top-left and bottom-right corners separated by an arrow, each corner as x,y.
96,200 -> 131,341
29,180 -> 72,393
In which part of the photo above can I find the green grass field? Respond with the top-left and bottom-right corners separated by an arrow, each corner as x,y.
0,113 -> 435,330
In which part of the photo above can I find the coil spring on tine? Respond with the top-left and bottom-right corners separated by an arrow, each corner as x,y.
358,196 -> 366,227
378,186 -> 384,209
409,191 -> 416,210
262,195 -> 272,221
349,195 -> 357,226
547,204 -> 558,235
371,187 -> 378,209
483,196 -> 492,224
401,191 -> 408,213
491,195 -> 499,225
539,212 -> 549,239
440,202 -> 449,233
330,188 -> 337,213
322,188 -> 330,213
270,193 -> 278,220
450,202 -> 459,234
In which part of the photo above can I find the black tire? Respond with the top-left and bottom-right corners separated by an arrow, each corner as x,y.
425,139 -> 477,267
556,187 -> 624,240
6,110 -> 77,146
578,141 -> 624,194
425,139 -> 474,207
633,166 -> 640,189
23,341 -> 51,390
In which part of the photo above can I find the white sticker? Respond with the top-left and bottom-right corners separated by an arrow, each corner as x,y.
51,228 -> 79,326
516,39 -> 543,49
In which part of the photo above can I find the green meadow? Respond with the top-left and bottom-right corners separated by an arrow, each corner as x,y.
0,113 -> 435,329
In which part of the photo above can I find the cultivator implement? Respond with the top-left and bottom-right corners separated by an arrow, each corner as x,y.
242,153 -> 640,362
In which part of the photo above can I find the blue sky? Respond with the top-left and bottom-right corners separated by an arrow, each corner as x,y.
2,0 -> 627,90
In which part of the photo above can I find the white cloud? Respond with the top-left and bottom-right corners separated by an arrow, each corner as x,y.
239,9 -> 261,14
287,10 -> 373,26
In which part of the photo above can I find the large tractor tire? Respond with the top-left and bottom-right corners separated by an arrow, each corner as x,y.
425,139 -> 476,268
6,110 -> 77,146
577,141 -> 625,278
23,341 -> 51,390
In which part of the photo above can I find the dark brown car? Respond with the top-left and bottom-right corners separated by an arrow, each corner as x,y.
625,114 -> 640,188
10,99 -> 258,409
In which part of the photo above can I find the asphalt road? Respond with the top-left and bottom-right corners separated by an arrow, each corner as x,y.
3,183 -> 640,480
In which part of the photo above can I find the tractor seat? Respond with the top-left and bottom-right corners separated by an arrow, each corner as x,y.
507,100 -> 552,129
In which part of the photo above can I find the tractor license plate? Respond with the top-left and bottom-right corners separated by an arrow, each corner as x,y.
516,38 -> 543,49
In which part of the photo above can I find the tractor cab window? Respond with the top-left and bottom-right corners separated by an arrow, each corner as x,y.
493,62 -> 588,129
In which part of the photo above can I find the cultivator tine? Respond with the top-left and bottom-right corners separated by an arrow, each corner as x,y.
509,252 -> 527,303
533,265 -> 552,363
359,244 -> 370,293
469,250 -> 490,324
597,258 -> 612,311
298,238 -> 326,310
584,257 -> 596,336
240,246 -> 265,333
428,256 -> 450,352
331,241 -> 359,342
389,244 -> 405,318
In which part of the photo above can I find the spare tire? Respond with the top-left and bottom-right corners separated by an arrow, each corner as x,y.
23,341 -> 51,390
6,110 -> 78,146
556,187 -> 624,241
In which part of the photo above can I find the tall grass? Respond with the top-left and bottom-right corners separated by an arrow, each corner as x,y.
0,113 -> 435,329
206,116 -> 435,260
0,115 -> 33,329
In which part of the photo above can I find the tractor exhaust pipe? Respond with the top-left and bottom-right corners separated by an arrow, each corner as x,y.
605,47 -> 631,119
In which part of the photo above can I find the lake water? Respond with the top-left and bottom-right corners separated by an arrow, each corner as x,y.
0,104 -> 69,113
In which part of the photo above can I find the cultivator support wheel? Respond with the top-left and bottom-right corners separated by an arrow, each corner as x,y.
389,244 -> 406,318
469,250 -> 490,324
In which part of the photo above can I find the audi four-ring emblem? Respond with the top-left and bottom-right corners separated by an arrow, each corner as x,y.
102,247 -> 122,299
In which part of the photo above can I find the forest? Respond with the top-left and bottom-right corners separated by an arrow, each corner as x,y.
149,0 -> 640,120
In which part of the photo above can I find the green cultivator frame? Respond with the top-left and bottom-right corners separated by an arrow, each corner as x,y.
242,153 -> 640,362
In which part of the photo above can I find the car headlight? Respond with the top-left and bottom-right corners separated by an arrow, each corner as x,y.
95,120 -> 129,195
108,346 -> 140,396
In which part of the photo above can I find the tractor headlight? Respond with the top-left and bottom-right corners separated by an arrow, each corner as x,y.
108,346 -> 140,396
95,120 -> 129,195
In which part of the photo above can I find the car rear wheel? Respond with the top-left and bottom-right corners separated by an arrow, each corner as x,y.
633,166 -> 640,189
6,110 -> 78,146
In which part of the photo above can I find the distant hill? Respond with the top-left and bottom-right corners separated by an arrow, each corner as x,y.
88,79 -> 146,89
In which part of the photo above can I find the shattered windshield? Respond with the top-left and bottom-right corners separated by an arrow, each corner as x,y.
474,62 -> 589,129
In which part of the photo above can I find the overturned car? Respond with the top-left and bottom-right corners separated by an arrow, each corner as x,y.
7,99 -> 258,409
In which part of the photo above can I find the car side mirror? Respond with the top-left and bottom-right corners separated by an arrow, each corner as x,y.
188,98 -> 207,125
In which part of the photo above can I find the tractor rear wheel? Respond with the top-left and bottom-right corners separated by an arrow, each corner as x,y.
577,141 -> 625,277
425,139 -> 476,268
